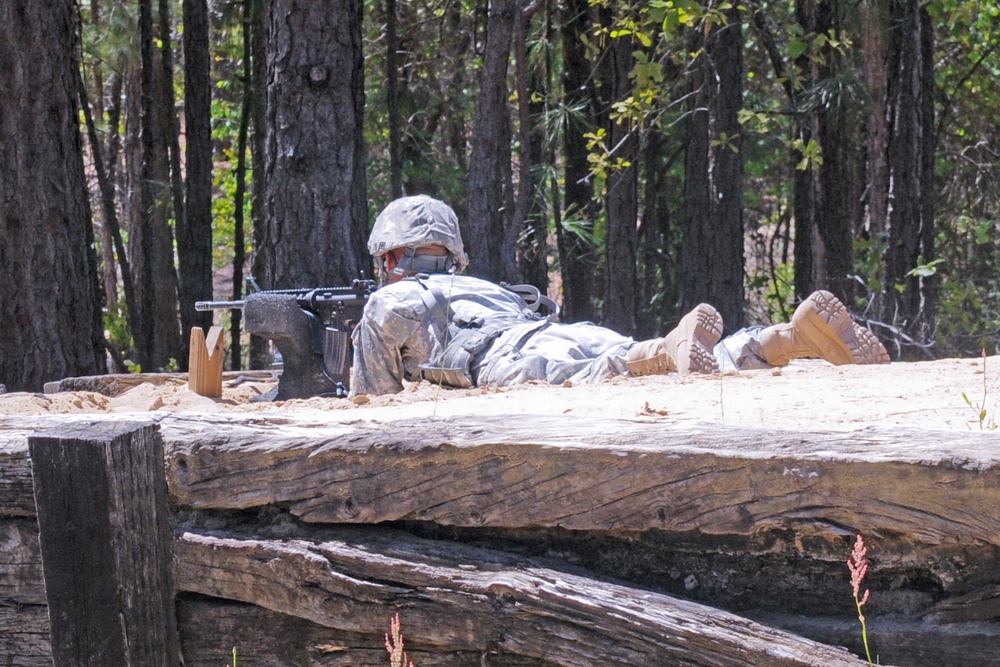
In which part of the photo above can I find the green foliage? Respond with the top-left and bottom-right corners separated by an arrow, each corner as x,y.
907,258 -> 943,279
962,350 -> 998,430
362,0 -> 479,213
103,302 -> 135,368
210,96 -> 253,274
791,137 -> 822,171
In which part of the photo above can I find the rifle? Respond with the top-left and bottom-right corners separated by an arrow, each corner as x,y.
196,278 -> 377,400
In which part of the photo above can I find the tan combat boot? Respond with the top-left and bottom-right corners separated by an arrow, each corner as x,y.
758,290 -> 890,366
626,304 -> 724,376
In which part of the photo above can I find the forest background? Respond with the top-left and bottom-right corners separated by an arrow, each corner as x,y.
1,0 -> 998,393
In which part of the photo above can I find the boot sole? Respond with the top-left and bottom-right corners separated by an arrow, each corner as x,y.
677,304 -> 723,374
794,291 -> 887,365
853,323 -> 891,364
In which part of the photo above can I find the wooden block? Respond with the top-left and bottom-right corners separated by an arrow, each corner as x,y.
188,326 -> 224,398
28,422 -> 180,667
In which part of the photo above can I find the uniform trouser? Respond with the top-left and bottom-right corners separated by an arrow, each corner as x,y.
476,322 -> 772,387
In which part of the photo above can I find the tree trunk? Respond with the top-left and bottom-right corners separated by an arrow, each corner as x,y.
230,0 -> 254,372
466,0 -> 517,283
79,74 -> 139,375
882,0 -> 936,348
133,5 -> 183,371
385,0 -> 403,200
680,9 -> 746,331
516,3 -> 549,291
815,0 -> 856,306
792,0 -> 819,301
557,0 -> 597,323
603,27 -> 638,335
861,0 -> 889,239
636,130 -> 678,340
249,0 -> 270,369
257,0 -> 370,289
181,0 -> 215,339
749,3 -> 816,303
0,0 -> 107,391
792,135 -> 818,301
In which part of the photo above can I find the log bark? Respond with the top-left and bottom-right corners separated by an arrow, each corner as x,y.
175,529 -> 870,667
159,415 -> 1000,551
0,604 -> 50,667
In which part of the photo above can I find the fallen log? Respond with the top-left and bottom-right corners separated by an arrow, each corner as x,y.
160,414 -> 1000,553
2,413 -> 1000,666
41,370 -> 274,397
175,528 -> 872,667
6,512 -> 996,667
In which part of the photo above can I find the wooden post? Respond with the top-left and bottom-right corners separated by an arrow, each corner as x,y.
28,421 -> 180,667
188,325 -> 224,397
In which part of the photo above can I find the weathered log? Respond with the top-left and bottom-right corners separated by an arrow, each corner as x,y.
0,437 -> 35,517
160,414 -> 1000,552
176,596 -> 545,667
0,518 -> 45,604
2,413 -> 1000,666
41,370 -> 274,396
0,604 -> 50,667
4,413 -> 999,552
4,512 -> 997,667
750,612 -> 1000,667
28,421 -> 180,666
175,528 -> 872,667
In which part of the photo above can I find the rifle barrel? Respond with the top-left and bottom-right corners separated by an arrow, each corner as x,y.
195,300 -> 246,311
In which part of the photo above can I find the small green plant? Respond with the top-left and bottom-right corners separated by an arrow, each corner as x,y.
962,348 -> 998,430
847,534 -> 874,666
226,647 -> 236,667
385,613 -> 415,667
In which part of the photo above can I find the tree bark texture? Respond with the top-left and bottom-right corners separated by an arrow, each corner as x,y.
681,10 -> 746,331
0,0 -> 107,392
259,0 -> 370,289
882,0 -> 936,346
466,0 -> 518,283
249,0 -> 271,369
181,0 -> 216,337
514,6 -> 550,292
603,30 -> 638,336
861,0 -> 889,239
133,2 -> 183,371
158,0 -> 191,369
557,0 -> 598,323
815,0 -> 857,306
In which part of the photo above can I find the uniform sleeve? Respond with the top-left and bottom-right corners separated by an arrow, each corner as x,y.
350,288 -> 427,396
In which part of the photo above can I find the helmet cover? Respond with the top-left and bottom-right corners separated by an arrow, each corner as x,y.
368,195 -> 468,273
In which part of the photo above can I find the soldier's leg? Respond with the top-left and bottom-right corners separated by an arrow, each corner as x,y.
758,290 -> 889,367
626,304 -> 724,376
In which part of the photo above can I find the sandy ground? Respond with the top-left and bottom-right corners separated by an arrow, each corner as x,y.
2,355 -> 998,433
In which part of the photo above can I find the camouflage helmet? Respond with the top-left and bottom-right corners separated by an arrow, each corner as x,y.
368,195 -> 469,275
